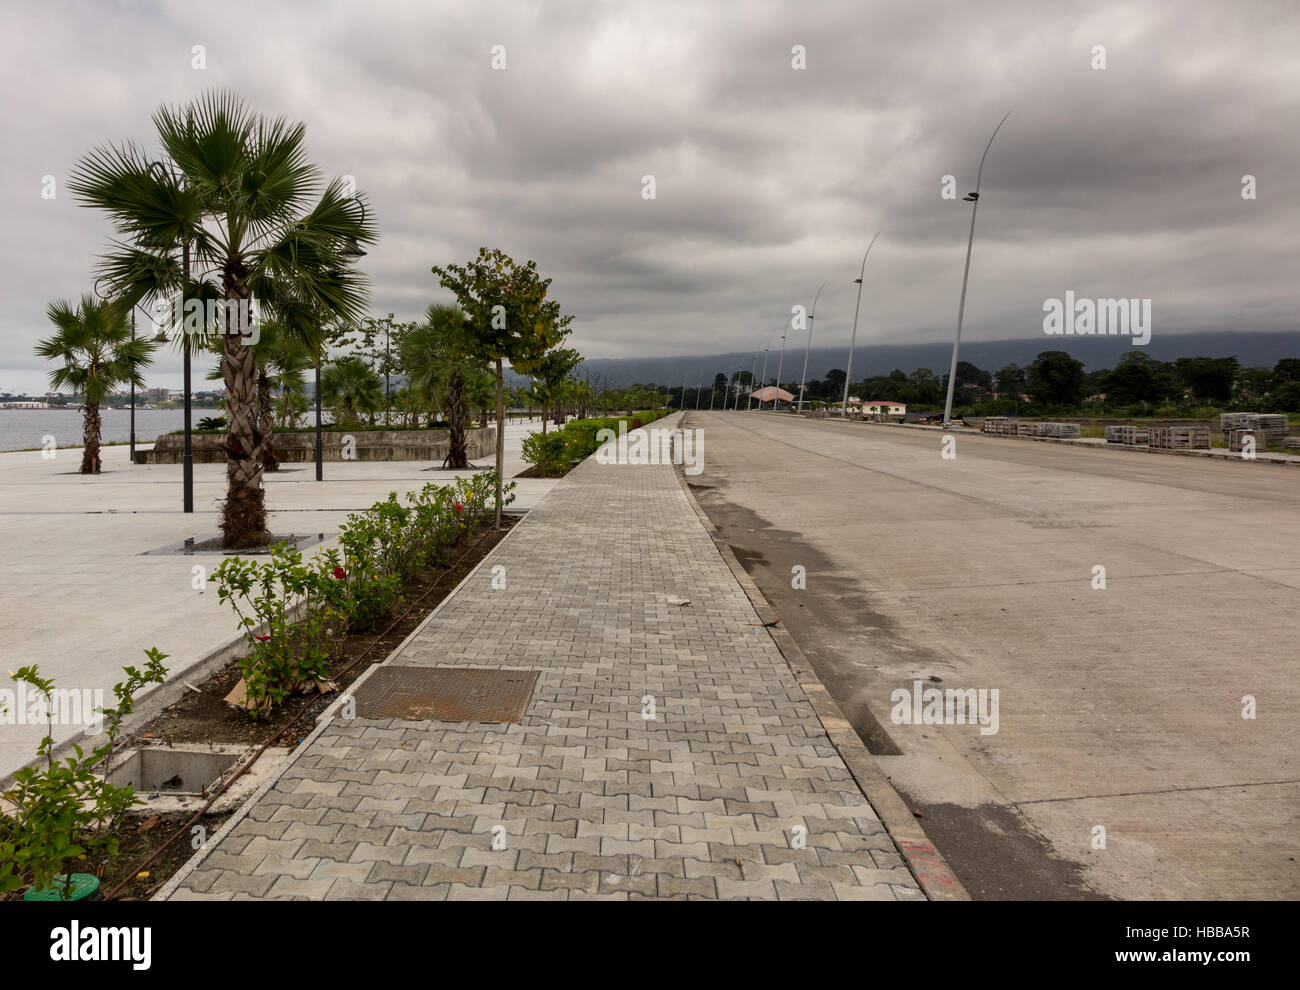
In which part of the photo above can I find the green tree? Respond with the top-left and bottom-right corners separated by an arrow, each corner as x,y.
1097,352 -> 1179,406
520,347 -> 583,434
1027,351 -> 1086,407
399,303 -> 483,468
1174,357 -> 1238,404
252,319 -> 312,470
993,363 -> 1027,399
432,248 -> 573,526
1271,358 -> 1300,385
1266,381 -> 1300,413
321,355 -> 383,425
34,296 -> 153,473
70,91 -> 376,547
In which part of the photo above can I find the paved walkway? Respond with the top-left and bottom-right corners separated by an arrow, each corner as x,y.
162,421 -> 922,901
0,422 -> 558,779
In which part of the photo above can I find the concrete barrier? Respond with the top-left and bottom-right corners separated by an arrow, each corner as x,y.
134,426 -> 496,464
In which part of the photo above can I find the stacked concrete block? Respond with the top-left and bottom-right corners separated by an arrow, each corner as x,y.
1227,429 -> 1256,453
1149,426 -> 1210,449
1221,413 -> 1288,447
1036,423 -> 1082,438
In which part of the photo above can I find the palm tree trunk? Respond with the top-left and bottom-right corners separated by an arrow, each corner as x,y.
80,402 -> 101,474
447,368 -> 468,469
259,372 -> 279,472
494,358 -> 505,529
219,287 -> 268,549
542,402 -> 548,436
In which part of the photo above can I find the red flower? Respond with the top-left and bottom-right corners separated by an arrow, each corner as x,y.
332,566 -> 347,580
455,504 -> 464,512
255,634 -> 271,642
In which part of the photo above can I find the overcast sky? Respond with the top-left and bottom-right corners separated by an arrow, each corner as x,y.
2,0 -> 1297,392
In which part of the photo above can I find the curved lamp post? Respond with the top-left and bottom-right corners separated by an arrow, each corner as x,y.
942,110 -> 1011,428
840,231 -> 882,418
797,280 -> 826,414
760,323 -> 787,410
774,324 -> 790,412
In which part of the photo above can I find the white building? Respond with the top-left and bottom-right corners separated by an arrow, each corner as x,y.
861,400 -> 907,416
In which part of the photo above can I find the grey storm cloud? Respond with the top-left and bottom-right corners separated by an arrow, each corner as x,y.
1,0 -> 1297,392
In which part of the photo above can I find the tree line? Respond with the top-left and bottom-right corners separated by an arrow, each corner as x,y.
655,351 -> 1300,415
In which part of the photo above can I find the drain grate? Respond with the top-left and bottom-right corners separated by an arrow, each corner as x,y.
352,667 -> 541,723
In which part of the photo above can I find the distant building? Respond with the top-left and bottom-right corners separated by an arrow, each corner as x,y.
146,387 -> 171,401
862,400 -> 906,416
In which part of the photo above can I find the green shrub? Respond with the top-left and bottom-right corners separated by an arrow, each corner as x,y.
0,650 -> 169,898
210,473 -> 510,714
521,411 -> 678,475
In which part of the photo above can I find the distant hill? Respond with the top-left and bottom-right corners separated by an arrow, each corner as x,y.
573,331 -> 1299,387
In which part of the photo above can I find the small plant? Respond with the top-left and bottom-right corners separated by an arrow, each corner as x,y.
209,473 -> 510,714
196,415 -> 228,431
210,545 -> 350,714
0,649 -> 169,899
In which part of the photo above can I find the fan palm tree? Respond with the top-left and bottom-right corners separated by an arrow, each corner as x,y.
320,356 -> 383,426
399,302 -> 483,468
34,296 -> 154,474
68,91 -> 375,547
252,319 -> 312,470
466,368 -> 497,429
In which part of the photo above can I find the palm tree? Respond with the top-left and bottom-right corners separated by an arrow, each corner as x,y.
251,319 -> 311,470
68,91 -> 375,547
321,356 -> 383,426
466,368 -> 497,429
399,303 -> 482,468
35,296 -> 153,474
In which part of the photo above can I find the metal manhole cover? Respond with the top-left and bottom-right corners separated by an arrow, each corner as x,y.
352,667 -> 540,723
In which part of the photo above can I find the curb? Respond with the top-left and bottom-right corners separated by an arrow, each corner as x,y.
670,438 -> 969,902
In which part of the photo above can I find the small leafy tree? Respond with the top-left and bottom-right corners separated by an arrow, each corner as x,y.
432,249 -> 573,526
518,347 -> 582,435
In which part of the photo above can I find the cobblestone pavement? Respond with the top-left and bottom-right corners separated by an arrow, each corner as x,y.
164,435 -> 922,900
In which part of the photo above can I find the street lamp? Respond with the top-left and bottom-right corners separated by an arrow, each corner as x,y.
797,281 -> 827,414
760,323 -> 784,411
747,357 -> 758,410
841,231 -> 881,419
942,110 -> 1011,429
774,324 -> 789,412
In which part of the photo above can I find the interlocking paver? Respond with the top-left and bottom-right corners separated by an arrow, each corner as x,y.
163,431 -> 921,901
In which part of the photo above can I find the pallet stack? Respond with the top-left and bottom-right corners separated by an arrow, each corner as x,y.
1221,413 -> 1289,447
1036,423 -> 1082,438
1227,429 -> 1256,453
981,419 -> 1017,435
1149,426 -> 1211,449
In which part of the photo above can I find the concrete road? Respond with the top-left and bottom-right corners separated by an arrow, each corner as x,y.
684,411 -> 1300,900
0,421 -> 558,779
